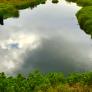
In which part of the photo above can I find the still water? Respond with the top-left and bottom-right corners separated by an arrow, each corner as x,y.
0,0 -> 92,75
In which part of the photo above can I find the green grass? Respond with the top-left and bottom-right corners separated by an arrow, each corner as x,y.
0,71 -> 92,92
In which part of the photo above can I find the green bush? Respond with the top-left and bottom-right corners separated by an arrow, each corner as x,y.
66,0 -> 92,6
76,6 -> 92,36
46,72 -> 65,86
52,0 -> 59,4
0,0 -> 46,19
66,0 -> 92,37
0,71 -> 92,91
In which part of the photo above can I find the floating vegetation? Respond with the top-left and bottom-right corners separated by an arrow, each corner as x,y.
52,0 -> 59,4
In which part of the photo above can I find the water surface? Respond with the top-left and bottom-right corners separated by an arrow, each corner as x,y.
0,0 -> 92,75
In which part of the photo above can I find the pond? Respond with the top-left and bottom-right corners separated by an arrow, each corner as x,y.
0,0 -> 92,75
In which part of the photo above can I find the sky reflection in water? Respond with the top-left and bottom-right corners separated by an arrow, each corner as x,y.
0,0 -> 92,75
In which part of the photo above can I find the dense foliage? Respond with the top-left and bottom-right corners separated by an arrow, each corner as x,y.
66,0 -> 92,6
0,0 -> 46,18
0,0 -> 92,91
1,0 -> 92,37
66,0 -> 92,37
0,71 -> 92,92
76,6 -> 92,35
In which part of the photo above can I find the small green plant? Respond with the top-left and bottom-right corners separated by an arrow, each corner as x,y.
52,0 -> 59,3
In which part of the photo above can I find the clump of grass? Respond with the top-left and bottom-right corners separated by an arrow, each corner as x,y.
0,3 -> 19,18
66,0 -> 92,37
76,6 -> 92,35
52,0 -> 59,4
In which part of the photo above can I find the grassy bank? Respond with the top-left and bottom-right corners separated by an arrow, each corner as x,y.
66,0 -> 92,37
0,0 -> 46,19
0,71 -> 92,92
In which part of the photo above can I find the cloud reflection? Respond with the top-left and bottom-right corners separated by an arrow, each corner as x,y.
0,0 -> 92,75
0,29 -> 41,74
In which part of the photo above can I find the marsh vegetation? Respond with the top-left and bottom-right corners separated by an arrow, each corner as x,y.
52,0 -> 59,3
0,71 -> 92,92
0,0 -> 92,91
66,0 -> 92,37
1,0 -> 92,37
0,0 -> 46,19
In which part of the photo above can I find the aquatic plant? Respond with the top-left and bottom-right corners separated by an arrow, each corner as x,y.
52,0 -> 59,4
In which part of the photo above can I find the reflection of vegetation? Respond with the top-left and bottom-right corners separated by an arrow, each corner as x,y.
52,0 -> 59,4
0,0 -> 46,19
66,0 -> 92,37
0,71 -> 92,91
0,16 -> 3,25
